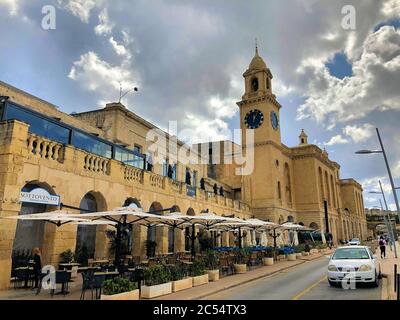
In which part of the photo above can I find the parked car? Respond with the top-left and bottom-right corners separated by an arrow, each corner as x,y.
327,246 -> 380,287
348,238 -> 361,246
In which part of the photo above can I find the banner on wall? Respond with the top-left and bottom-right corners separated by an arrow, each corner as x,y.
20,188 -> 60,206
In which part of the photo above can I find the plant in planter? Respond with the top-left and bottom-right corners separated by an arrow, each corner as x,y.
142,265 -> 173,299
145,240 -> 157,258
59,249 -> 74,263
101,277 -> 139,300
234,248 -> 249,273
198,231 -> 214,252
294,244 -> 305,253
168,264 -> 192,292
263,248 -> 275,266
203,250 -> 220,281
190,258 -> 209,286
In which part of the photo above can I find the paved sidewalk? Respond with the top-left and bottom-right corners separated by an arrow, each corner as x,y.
377,241 -> 400,300
155,250 -> 333,300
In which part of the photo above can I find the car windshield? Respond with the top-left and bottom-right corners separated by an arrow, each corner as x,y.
332,248 -> 370,260
350,238 -> 359,242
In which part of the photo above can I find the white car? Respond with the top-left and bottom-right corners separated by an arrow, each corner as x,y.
348,238 -> 361,246
327,246 -> 380,287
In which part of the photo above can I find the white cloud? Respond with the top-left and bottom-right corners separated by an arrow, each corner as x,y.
109,37 -> 128,57
0,0 -> 19,15
94,8 -> 113,35
393,161 -> 400,178
57,0 -> 101,23
325,134 -> 349,146
343,124 -> 375,143
297,26 -> 400,128
68,51 -> 139,104
381,0 -> 400,17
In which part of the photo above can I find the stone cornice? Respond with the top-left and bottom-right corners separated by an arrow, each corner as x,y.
237,93 -> 282,110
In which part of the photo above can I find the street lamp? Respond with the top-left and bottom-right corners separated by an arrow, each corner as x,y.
355,128 -> 400,224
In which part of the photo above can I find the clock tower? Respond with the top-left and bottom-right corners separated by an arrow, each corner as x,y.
237,45 -> 282,145
237,45 -> 284,218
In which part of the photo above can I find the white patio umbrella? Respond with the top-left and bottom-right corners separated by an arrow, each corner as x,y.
293,231 -> 299,246
276,232 -> 285,247
321,230 -> 327,244
279,222 -> 308,231
260,231 -> 268,246
3,210 -> 92,226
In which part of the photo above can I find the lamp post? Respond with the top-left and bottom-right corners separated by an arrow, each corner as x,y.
355,127 -> 400,224
369,180 -> 398,258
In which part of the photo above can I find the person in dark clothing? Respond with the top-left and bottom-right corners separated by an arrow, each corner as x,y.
32,248 -> 42,289
379,236 -> 386,259
219,186 -> 224,196
200,178 -> 205,190
213,184 -> 218,195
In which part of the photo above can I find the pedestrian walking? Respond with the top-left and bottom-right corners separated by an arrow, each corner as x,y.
32,247 -> 42,288
378,236 -> 386,259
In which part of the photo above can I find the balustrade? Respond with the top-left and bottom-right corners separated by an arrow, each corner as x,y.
83,153 -> 110,175
27,134 -> 64,162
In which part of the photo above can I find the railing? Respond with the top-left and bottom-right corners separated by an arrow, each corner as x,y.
83,153 -> 110,175
124,166 -> 143,183
27,134 -> 64,163
169,179 -> 183,194
149,173 -> 164,189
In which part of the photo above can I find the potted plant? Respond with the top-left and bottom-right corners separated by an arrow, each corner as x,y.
234,248 -> 249,274
203,249 -> 220,282
168,263 -> 192,293
294,244 -> 305,258
101,277 -> 139,300
190,258 -> 209,286
59,249 -> 74,263
141,265 -> 172,299
263,248 -> 274,266
304,243 -> 311,256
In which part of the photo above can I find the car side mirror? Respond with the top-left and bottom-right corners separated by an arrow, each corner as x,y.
373,255 -> 377,259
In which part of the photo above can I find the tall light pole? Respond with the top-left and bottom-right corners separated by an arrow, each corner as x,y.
356,127 -> 400,224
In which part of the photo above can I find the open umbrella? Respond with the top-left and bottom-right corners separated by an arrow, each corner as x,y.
293,231 -> 299,246
3,210 -> 91,226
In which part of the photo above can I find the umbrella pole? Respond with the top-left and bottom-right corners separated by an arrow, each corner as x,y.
191,224 -> 196,258
239,227 -> 242,249
115,224 -> 122,267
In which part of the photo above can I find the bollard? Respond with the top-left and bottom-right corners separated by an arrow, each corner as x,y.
397,274 -> 400,301
395,264 -> 398,293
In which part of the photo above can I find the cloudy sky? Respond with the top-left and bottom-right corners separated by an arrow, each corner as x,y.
0,0 -> 399,209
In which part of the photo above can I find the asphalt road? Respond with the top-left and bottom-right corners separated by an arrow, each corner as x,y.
204,256 -> 382,300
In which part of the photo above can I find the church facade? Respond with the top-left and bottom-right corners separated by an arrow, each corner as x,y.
0,47 -> 366,290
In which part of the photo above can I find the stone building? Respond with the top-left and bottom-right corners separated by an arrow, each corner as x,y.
0,47 -> 367,290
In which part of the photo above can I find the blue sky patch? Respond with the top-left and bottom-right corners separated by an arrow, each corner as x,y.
373,18 -> 400,32
326,52 -> 353,79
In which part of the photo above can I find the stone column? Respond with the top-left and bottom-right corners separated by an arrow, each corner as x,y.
0,121 -> 29,290
221,231 -> 229,247
132,225 -> 147,258
216,232 -> 222,247
174,228 -> 185,253
156,226 -> 168,255
229,231 -> 235,247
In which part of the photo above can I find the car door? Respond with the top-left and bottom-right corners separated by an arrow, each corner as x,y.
368,248 -> 378,274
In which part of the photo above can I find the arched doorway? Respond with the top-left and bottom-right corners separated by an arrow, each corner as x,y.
12,182 -> 57,269
123,197 -> 141,209
122,198 -> 142,255
75,193 -> 100,259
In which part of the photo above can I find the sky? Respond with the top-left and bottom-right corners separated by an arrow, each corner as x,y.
0,0 -> 399,209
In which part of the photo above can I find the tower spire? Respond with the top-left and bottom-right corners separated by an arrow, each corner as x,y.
255,37 -> 259,55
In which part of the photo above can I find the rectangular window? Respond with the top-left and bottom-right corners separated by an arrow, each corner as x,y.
115,146 -> 144,169
5,103 -> 70,144
192,170 -> 197,187
134,144 -> 142,155
162,159 -> 168,177
73,131 -> 112,158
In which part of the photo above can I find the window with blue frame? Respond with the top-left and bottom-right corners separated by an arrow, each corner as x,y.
73,131 -> 112,159
4,103 -> 70,144
115,146 -> 144,169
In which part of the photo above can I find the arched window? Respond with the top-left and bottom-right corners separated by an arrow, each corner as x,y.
330,175 -> 336,209
284,163 -> 292,206
251,77 -> 259,92
324,171 -> 331,207
318,167 -> 324,204
277,181 -> 282,200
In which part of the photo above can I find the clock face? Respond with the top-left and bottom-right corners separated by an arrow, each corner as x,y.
270,111 -> 279,130
244,109 -> 264,129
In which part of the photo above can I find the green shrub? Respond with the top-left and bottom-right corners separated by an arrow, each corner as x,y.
103,277 -> 137,295
304,244 -> 311,252
265,248 -> 275,258
167,263 -> 188,281
294,244 -> 305,253
74,245 -> 89,266
59,249 -> 74,263
203,250 -> 219,270
234,248 -> 250,264
190,258 -> 206,277
144,265 -> 171,286
198,232 -> 214,252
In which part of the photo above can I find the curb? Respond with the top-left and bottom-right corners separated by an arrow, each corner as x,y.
190,254 -> 326,300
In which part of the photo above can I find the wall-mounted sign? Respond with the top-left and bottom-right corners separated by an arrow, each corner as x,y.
20,188 -> 60,206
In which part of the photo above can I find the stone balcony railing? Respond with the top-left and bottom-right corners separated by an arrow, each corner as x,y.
22,130 -> 250,214
27,134 -> 64,163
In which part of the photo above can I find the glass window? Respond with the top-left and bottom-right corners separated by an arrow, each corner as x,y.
332,248 -> 370,260
5,104 -> 70,144
115,146 -> 144,169
73,131 -> 112,158
134,144 -> 142,154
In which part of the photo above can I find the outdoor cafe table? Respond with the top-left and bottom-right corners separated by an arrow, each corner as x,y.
59,263 -> 81,270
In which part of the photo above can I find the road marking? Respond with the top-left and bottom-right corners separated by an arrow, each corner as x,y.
291,275 -> 327,300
